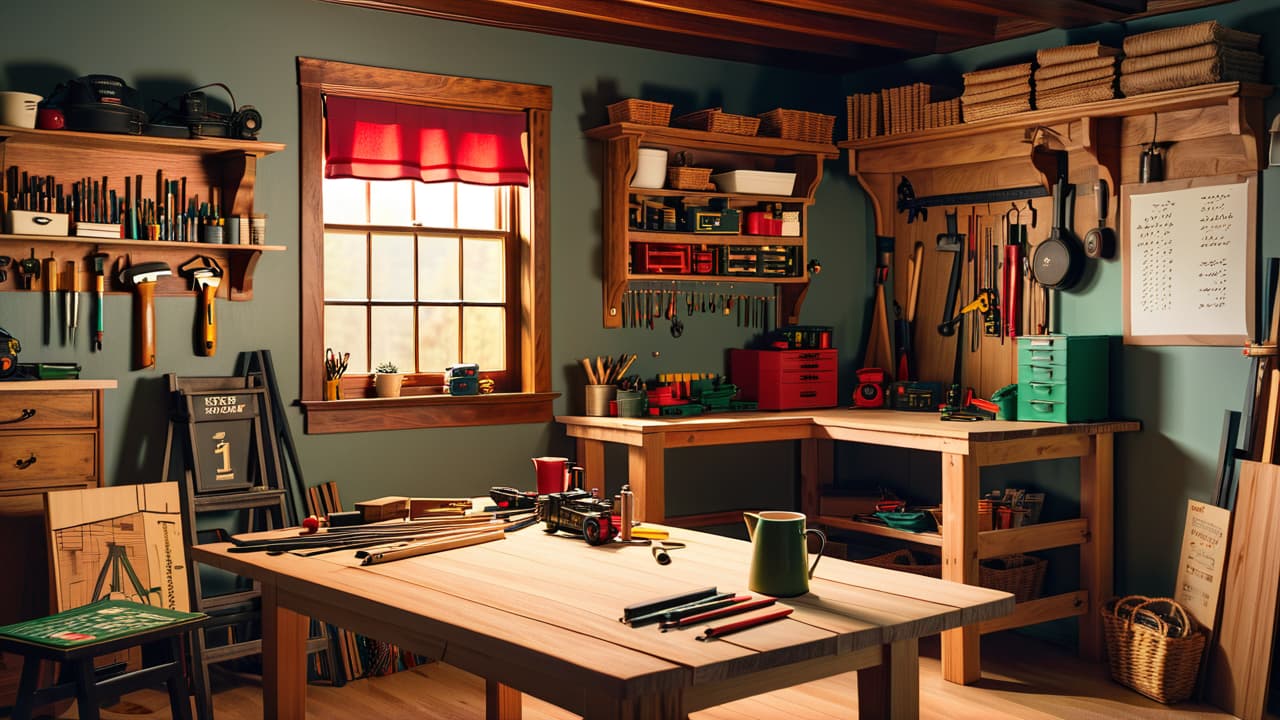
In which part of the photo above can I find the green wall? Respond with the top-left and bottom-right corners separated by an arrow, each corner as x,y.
3,0 -> 1271,608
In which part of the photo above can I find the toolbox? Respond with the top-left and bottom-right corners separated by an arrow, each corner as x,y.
730,348 -> 838,410
1016,335 -> 1110,423
720,245 -> 801,277
631,243 -> 690,274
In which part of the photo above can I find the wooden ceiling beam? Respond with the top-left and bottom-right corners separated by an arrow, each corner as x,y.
752,0 -> 997,40
616,0 -> 943,50
927,0 -> 1133,26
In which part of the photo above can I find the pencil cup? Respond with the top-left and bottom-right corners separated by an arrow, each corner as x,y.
585,384 -> 616,416
324,379 -> 341,401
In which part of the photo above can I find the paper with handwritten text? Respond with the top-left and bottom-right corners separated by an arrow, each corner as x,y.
1128,181 -> 1248,338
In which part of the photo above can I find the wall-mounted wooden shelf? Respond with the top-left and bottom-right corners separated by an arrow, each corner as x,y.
587,122 -> 838,328
0,125 -> 284,301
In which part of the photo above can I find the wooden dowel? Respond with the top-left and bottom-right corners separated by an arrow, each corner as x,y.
581,357 -> 598,384
358,528 -> 505,565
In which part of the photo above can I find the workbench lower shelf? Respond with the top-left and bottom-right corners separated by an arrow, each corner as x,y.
819,515 -> 1089,559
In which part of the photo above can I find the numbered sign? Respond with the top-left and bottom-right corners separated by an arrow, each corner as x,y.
180,389 -> 269,494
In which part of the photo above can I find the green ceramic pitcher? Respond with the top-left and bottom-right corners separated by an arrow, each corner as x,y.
744,511 -> 826,597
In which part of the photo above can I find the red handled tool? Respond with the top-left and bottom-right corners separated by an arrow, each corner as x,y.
697,607 -> 794,640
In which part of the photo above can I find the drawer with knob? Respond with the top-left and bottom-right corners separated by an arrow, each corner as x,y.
0,390 -> 97,429
0,431 -> 98,492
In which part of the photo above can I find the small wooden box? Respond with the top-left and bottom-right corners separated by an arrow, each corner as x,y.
354,496 -> 409,523
6,210 -> 69,236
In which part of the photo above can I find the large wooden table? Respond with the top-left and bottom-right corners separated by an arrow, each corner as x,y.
193,523 -> 1011,719
557,409 -> 1139,685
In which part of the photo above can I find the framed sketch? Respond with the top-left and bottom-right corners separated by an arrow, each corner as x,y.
1121,173 -> 1256,346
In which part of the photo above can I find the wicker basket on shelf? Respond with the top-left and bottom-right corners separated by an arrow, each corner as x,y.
758,108 -> 836,144
673,108 -> 761,136
607,99 -> 674,126
857,548 -> 942,578
1100,596 -> 1206,704
979,554 -> 1046,603
666,166 -> 715,191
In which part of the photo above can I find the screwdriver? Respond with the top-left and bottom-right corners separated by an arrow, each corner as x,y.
67,260 -> 80,348
43,254 -> 57,344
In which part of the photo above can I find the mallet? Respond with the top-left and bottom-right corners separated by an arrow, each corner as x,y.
117,260 -> 171,369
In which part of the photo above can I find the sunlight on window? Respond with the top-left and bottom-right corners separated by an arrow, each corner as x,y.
417,235 -> 461,301
325,305 -> 368,373
463,237 -> 504,303
458,183 -> 502,230
463,306 -> 504,370
418,306 -> 459,371
415,181 -> 455,228
323,231 -> 368,301
371,306 -> 415,373
323,178 -> 367,224
370,180 -> 414,226
370,233 -> 415,301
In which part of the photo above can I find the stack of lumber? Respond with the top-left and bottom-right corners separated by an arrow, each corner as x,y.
1120,20 -> 1263,96
1033,41 -> 1120,109
961,63 -> 1033,122
847,83 -> 958,139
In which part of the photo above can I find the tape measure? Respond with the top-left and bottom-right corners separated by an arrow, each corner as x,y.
0,327 -> 20,378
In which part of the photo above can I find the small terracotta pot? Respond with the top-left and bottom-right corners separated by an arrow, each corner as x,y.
374,373 -> 404,398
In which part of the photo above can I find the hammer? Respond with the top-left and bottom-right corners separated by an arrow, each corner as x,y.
179,256 -> 223,356
117,260 -> 171,369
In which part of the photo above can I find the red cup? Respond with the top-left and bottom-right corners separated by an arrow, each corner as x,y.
532,456 -> 568,495
36,107 -> 64,130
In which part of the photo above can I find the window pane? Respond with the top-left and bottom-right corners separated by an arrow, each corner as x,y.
415,182 -> 455,228
323,178 -> 367,224
418,306 -> 459,372
323,231 -> 368,301
457,183 -> 501,230
370,233 -> 415,301
418,235 -> 460,301
369,179 -> 414,226
324,305 -> 367,374
371,306 -> 415,373
462,237 -> 504,302
463,306 -> 504,371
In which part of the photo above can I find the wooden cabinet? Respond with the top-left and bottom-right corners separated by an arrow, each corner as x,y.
839,82 -> 1271,397
586,122 -> 838,328
0,379 -> 114,706
0,124 -> 284,301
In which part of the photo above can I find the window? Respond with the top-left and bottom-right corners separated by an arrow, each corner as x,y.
298,58 -> 555,433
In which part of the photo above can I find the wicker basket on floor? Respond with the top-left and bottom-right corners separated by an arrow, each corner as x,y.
979,554 -> 1046,603
1100,595 -> 1206,704
673,108 -> 761,136
607,99 -> 673,126
758,108 -> 835,144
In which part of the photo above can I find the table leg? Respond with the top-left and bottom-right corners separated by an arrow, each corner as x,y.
940,451 -> 980,685
628,434 -> 665,523
799,437 -> 831,522
577,437 -> 606,496
856,639 -> 920,719
1079,433 -> 1114,662
260,582 -> 307,720
486,679 -> 522,720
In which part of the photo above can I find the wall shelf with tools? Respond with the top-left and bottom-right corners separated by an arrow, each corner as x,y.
586,122 -> 838,329
0,124 -> 285,302
840,81 -> 1271,398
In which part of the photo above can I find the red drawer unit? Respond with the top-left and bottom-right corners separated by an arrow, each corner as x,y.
631,243 -> 690,273
729,349 -> 838,410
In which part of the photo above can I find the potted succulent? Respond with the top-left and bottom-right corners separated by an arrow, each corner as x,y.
373,361 -> 404,398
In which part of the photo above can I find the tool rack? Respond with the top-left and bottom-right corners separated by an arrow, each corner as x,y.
0,124 -> 284,302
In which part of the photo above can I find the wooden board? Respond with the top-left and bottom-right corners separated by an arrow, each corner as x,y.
1209,460 -> 1280,719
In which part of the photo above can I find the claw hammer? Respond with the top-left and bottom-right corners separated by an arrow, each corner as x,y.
179,256 -> 222,356
117,259 -> 172,369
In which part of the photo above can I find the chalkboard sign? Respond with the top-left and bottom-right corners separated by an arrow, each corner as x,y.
1122,173 -> 1256,346
179,388 -> 269,494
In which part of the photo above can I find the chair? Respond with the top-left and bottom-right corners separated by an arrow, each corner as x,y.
0,599 -> 207,720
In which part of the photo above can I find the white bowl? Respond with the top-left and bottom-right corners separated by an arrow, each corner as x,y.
711,170 -> 796,195
0,92 -> 41,128
634,148 -> 668,189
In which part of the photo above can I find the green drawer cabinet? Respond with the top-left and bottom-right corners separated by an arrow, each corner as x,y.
1016,335 -> 1110,423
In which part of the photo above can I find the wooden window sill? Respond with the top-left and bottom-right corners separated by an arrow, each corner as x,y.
300,391 -> 559,434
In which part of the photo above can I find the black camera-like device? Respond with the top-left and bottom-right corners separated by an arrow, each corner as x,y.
62,74 -> 148,135
179,90 -> 262,139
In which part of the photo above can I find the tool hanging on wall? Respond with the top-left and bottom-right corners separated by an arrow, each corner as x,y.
66,260 -> 80,348
91,253 -> 108,352
936,211 -> 965,337
180,256 -> 223,356
117,257 -> 172,370
16,249 -> 39,291
43,253 -> 58,346
862,236 -> 895,374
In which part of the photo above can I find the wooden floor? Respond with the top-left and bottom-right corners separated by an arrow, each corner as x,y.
49,633 -> 1230,719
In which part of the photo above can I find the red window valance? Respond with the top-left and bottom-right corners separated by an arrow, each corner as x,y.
324,95 -> 529,186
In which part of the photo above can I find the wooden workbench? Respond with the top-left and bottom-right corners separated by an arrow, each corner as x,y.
556,408 -> 1139,684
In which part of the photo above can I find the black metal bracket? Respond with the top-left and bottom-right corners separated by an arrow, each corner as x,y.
896,176 -> 1050,223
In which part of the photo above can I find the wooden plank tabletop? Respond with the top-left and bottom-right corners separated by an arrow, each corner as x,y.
557,408 -> 1140,442
193,523 -> 1011,706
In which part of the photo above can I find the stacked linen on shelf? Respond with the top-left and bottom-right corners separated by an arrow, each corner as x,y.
1033,41 -> 1120,109
1120,20 -> 1263,96
961,63 -> 1033,122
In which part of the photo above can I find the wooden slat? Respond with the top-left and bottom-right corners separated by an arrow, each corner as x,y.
927,0 -> 1129,24
979,591 -> 1088,634
978,519 -> 1088,557
753,0 -> 995,38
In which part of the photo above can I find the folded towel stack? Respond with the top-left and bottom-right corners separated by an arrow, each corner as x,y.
961,63 -> 1034,123
1119,20 -> 1263,96
1033,41 -> 1120,109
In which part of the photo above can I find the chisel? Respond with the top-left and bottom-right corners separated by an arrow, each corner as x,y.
43,254 -> 57,344
66,260 -> 79,348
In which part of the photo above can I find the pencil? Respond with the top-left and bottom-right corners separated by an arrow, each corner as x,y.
697,607 -> 793,640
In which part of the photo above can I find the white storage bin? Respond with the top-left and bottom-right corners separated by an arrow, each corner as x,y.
633,148 -> 668,189
711,170 -> 796,195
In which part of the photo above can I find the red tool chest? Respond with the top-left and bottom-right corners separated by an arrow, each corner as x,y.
729,349 -> 838,410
